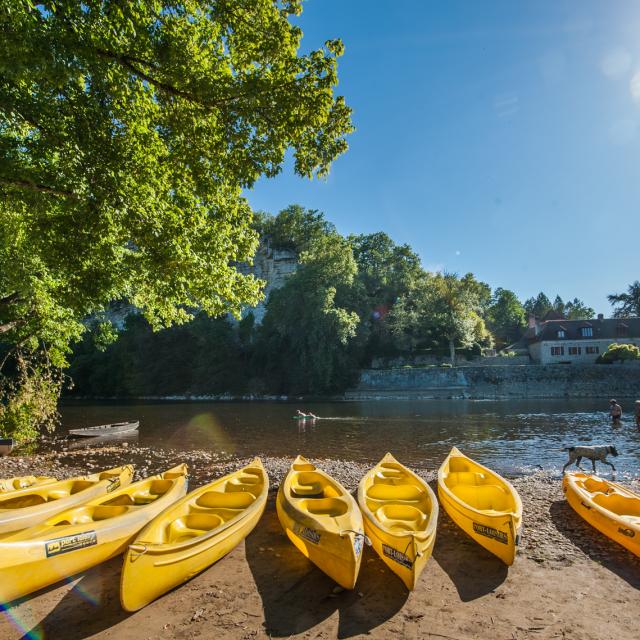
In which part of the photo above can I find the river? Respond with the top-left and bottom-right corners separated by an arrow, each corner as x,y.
57,399 -> 640,481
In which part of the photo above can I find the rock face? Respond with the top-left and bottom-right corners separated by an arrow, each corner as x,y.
236,239 -> 298,323
347,363 -> 640,399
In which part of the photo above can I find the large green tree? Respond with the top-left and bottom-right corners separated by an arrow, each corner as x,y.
389,272 -> 491,364
486,288 -> 526,349
0,1 -> 352,437
255,232 -> 359,394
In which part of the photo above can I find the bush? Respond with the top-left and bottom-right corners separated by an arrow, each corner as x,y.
597,343 -> 640,364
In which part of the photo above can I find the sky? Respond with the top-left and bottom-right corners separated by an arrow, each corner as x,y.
245,1 -> 640,315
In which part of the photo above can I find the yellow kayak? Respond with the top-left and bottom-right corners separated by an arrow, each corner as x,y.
0,465 -> 187,603
357,453 -> 438,590
276,455 -> 364,589
0,475 -> 56,493
438,447 -> 522,565
0,465 -> 134,535
563,472 -> 639,557
121,458 -> 268,611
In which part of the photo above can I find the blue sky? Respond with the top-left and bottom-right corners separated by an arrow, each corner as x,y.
246,1 -> 640,314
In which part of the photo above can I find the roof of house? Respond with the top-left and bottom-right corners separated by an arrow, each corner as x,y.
527,317 -> 640,343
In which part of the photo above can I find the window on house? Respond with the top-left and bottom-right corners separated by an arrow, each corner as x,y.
568,346 -> 581,355
557,330 -> 565,338
580,327 -> 593,337
616,324 -> 628,337
551,346 -> 564,356
586,346 -> 599,354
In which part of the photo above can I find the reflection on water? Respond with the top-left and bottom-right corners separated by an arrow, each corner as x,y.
59,399 -> 640,480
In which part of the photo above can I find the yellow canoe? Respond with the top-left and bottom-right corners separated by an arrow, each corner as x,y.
438,447 -> 522,565
0,475 -> 56,493
357,453 -> 438,590
276,455 -> 364,589
0,465 -> 187,603
563,472 -> 639,557
0,465 -> 134,535
120,458 -> 268,611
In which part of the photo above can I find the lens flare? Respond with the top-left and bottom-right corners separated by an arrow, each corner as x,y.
1,600 -> 44,640
186,412 -> 236,454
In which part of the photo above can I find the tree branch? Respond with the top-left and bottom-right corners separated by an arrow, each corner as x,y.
0,177 -> 78,199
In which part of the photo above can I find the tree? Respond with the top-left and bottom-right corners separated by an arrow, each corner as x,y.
254,205 -> 336,254
608,281 -> 640,318
486,288 -> 526,349
524,293 -> 553,319
256,233 -> 359,393
597,342 -> 640,364
563,298 -> 595,320
389,272 -> 489,364
0,1 -> 353,438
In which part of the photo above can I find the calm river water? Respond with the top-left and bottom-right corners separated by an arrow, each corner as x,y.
59,399 -> 640,480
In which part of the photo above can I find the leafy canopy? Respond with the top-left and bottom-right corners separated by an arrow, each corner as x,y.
0,0 -> 352,437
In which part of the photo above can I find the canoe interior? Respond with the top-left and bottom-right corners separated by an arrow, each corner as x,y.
444,456 -> 517,512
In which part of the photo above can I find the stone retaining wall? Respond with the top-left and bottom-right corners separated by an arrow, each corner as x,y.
346,363 -> 640,399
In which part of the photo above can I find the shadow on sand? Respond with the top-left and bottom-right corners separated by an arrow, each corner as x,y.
20,557 -> 129,640
245,495 -> 408,639
431,495 -> 508,601
549,499 -> 640,589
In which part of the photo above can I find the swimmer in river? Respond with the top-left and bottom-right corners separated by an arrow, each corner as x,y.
609,399 -> 622,424
295,410 -> 319,420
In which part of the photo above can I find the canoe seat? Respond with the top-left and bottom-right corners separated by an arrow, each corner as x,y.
300,497 -> 348,517
292,462 -> 316,472
581,478 -> 611,494
54,505 -> 130,526
195,491 -> 255,509
70,480 -> 96,494
0,494 -> 48,509
166,513 -> 224,542
104,494 -> 136,506
291,472 -> 329,498
446,472 -> 486,487
451,483 -> 510,511
375,504 -> 426,532
592,493 -> 640,517
366,484 -> 423,502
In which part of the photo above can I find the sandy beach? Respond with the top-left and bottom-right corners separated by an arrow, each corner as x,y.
1,445 -> 638,640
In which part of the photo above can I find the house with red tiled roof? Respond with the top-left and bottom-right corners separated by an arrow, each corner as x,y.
525,312 -> 640,364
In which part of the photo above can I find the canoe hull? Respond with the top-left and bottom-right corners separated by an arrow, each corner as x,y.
563,473 -> 639,557
0,465 -> 134,535
120,459 -> 268,611
0,476 -> 56,493
438,486 -> 519,565
69,420 -> 139,438
437,447 -> 522,566
0,465 -> 187,603
276,456 -> 363,590
358,453 -> 438,590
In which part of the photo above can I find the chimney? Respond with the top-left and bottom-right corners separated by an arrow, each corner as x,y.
528,315 -> 539,335
597,313 -> 604,320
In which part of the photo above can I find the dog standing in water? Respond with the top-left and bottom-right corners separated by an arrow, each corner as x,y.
562,445 -> 619,473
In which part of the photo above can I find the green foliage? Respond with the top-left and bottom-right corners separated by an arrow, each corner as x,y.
254,205 -> 336,254
388,272 -> 492,364
608,281 -> 640,318
486,288 -> 526,349
0,352 -> 61,441
596,342 -> 640,364
1,2 -> 352,429
524,292 -> 594,320
523,292 -> 553,319
255,231 -> 359,394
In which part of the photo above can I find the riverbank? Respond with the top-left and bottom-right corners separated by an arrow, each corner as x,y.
1,446 -> 638,640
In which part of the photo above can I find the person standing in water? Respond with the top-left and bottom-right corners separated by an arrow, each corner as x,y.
635,400 -> 640,427
609,399 -> 622,424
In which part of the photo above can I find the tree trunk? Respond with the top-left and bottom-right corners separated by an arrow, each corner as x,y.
449,338 -> 455,366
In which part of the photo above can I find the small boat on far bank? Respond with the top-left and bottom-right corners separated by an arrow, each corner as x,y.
68,420 -> 139,438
